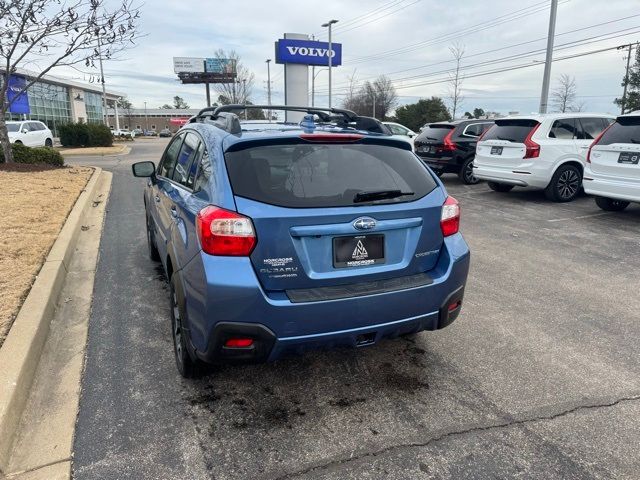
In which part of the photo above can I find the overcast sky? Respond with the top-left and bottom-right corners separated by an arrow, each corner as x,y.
55,0 -> 638,116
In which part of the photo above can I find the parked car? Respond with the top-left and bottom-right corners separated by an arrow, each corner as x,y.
474,113 -> 615,201
584,112 -> 640,211
132,128 -> 144,136
159,128 -> 173,137
414,119 -> 494,184
144,129 -> 158,137
6,120 -> 53,147
132,105 -> 470,378
111,128 -> 135,139
383,121 -> 417,151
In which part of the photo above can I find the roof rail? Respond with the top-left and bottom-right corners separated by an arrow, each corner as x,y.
197,104 -> 359,123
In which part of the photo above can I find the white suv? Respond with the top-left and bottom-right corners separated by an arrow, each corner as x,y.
6,120 -> 54,147
474,113 -> 614,202
584,112 -> 640,211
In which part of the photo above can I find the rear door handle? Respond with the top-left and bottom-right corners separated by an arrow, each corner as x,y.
154,195 -> 160,203
170,206 -> 178,218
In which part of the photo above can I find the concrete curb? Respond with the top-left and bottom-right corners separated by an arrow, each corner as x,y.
58,145 -> 128,156
0,167 -> 103,474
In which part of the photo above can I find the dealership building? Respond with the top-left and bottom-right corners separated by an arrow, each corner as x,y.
2,68 -> 122,136
105,108 -> 200,133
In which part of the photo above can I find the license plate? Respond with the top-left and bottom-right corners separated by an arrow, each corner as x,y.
333,234 -> 385,268
491,146 -> 503,155
618,152 -> 640,164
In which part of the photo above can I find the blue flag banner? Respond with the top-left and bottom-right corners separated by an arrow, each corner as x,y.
7,75 -> 30,114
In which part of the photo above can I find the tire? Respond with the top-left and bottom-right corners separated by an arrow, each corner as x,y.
14,140 -> 22,145
170,275 -> 199,378
146,212 -> 160,261
545,164 -> 582,202
488,182 -> 514,193
459,157 -> 481,185
45,138 -> 53,148
595,196 -> 630,212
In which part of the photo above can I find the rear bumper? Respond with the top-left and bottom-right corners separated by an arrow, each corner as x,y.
583,168 -> 640,202
417,154 -> 459,172
474,163 -> 549,188
182,234 -> 470,363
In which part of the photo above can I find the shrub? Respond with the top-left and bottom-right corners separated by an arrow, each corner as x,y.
1,142 -> 64,166
59,122 -> 112,147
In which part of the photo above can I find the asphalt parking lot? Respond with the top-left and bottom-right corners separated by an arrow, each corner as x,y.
68,139 -> 640,479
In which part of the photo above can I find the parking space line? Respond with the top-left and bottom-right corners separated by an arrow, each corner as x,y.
547,212 -> 611,222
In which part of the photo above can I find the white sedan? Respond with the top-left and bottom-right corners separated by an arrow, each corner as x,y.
7,120 -> 54,147
383,121 -> 417,151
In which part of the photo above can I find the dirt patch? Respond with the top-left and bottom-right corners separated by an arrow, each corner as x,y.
0,165 -> 93,347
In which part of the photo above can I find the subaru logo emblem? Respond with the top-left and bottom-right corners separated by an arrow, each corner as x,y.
353,217 -> 376,230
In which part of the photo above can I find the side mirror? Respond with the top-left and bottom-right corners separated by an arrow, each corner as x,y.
132,161 -> 156,178
408,132 -> 416,138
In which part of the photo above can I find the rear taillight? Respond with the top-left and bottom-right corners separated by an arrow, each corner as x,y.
196,206 -> 256,256
442,129 -> 457,152
586,123 -> 612,163
440,196 -> 460,237
523,123 -> 541,159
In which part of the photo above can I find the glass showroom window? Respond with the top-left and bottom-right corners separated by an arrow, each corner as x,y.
85,91 -> 104,124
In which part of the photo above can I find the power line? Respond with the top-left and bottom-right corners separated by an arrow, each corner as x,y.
311,0 -> 408,37
315,26 -> 640,94
334,0 -> 423,36
347,0 -> 561,64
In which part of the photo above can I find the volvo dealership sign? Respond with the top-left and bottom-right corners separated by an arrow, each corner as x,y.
275,39 -> 342,66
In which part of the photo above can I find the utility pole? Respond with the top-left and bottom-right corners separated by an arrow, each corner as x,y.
620,42 -> 636,114
322,19 -> 338,109
97,34 -> 108,126
266,59 -> 272,122
311,35 -> 315,107
144,101 -> 148,132
538,0 -> 558,114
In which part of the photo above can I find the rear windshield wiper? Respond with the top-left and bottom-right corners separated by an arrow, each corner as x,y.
496,136 -> 516,142
353,190 -> 415,203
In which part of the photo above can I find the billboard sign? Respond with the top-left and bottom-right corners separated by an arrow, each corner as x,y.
205,58 -> 235,74
275,39 -> 342,66
173,57 -> 204,73
7,75 -> 30,114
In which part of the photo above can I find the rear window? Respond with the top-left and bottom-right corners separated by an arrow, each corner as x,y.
6,124 -> 19,132
416,125 -> 454,142
598,117 -> 640,146
225,143 -> 437,208
482,120 -> 539,143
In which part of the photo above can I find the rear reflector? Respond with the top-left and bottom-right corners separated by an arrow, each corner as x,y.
196,206 -> 256,256
448,300 -> 461,312
440,196 -> 460,237
299,133 -> 364,143
224,338 -> 254,348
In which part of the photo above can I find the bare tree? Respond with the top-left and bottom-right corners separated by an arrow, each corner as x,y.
551,74 -> 578,113
211,49 -> 254,105
341,75 -> 398,120
117,96 -> 134,128
0,0 -> 140,163
342,69 -> 359,112
447,42 -> 465,120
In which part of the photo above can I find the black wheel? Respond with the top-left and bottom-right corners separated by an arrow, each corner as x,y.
545,164 -> 582,202
488,182 -> 514,193
595,196 -> 630,212
45,138 -> 53,148
170,275 -> 198,378
14,140 -> 22,145
146,212 -> 160,261
459,157 -> 481,185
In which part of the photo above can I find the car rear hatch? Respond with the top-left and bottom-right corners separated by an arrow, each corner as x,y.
476,119 -> 539,168
223,135 -> 446,294
589,116 -> 640,181
414,124 -> 455,158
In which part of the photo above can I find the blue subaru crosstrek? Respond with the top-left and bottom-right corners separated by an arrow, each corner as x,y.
132,105 -> 470,377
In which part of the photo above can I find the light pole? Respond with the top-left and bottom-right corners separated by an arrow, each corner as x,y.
266,59 -> 272,122
322,19 -> 338,109
311,68 -> 328,107
538,0 -> 558,113
144,101 -> 148,132
97,34 -> 108,126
